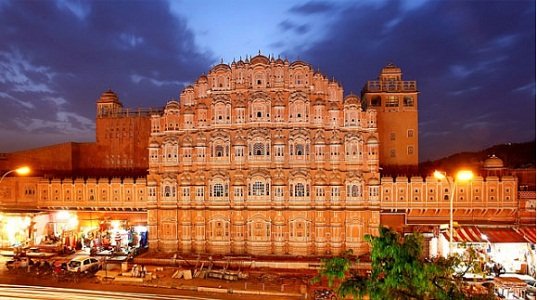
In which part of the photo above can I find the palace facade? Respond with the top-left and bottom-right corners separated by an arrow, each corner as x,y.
0,54 -> 533,257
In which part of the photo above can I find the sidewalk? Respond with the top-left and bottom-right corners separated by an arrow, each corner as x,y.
102,265 -> 307,299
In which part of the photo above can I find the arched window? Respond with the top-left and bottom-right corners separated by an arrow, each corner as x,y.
213,184 -> 224,197
351,185 -> 359,197
295,183 -> 305,197
296,144 -> 304,156
253,182 -> 264,196
254,143 -> 264,155
215,145 -> 224,157
165,186 -> 171,197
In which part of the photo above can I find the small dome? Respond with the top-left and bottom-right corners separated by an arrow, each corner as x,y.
483,155 -> 504,169
211,63 -> 231,72
197,75 -> 208,83
344,94 -> 360,106
97,89 -> 121,103
368,178 -> 380,185
328,102 -> 339,111
250,54 -> 270,65
274,57 -> 284,65
367,136 -> 378,144
290,60 -> 309,68
183,106 -> 194,114
165,101 -> 180,110
381,63 -> 401,74
313,98 -> 325,106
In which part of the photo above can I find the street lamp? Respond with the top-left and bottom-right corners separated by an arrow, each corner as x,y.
434,169 -> 474,255
0,166 -> 31,185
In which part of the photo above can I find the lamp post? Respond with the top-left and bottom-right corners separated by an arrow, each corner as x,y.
0,166 -> 31,185
434,170 -> 474,256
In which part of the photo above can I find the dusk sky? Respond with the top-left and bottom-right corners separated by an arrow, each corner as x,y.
0,0 -> 534,161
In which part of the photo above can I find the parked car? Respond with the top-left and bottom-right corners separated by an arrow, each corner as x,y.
6,257 -> 31,270
67,256 -> 101,273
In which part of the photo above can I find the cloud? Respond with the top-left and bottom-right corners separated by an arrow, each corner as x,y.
278,19 -> 310,35
0,0 -> 213,152
289,1 -> 334,14
281,0 -> 535,160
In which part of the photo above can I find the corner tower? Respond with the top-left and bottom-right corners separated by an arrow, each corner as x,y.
361,64 -> 418,167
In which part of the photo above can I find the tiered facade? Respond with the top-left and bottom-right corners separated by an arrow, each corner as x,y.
0,54 -> 531,257
146,55 -> 381,255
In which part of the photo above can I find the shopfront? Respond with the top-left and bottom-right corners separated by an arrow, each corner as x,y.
0,212 -> 50,249
437,226 -> 536,276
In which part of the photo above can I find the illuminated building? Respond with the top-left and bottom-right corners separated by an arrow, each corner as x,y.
0,54 -> 533,257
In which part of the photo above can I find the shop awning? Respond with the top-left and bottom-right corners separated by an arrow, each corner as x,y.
515,227 -> 536,244
441,226 -> 485,243
441,226 -> 535,244
479,227 -> 527,243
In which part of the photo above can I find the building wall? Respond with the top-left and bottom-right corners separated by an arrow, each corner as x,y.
0,143 -> 75,173
146,54 -> 382,255
362,63 -> 419,167
0,55 -> 532,256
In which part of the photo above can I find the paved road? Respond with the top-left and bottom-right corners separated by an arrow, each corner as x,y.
0,284 -> 223,300
0,256 -> 298,300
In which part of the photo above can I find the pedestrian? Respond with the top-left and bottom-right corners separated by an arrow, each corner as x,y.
140,264 -> 146,278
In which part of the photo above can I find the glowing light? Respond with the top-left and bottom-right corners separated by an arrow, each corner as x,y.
56,210 -> 70,220
15,166 -> 31,175
111,220 -> 120,231
456,170 -> 474,181
433,170 -> 446,180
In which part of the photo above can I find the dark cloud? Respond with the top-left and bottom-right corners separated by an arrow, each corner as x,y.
289,1 -> 334,15
278,19 -> 310,35
0,0 -> 214,152
283,0 -> 535,161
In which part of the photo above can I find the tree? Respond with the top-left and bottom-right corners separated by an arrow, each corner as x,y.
315,227 -> 494,300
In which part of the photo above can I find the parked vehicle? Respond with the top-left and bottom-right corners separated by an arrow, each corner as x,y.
6,257 -> 31,270
67,256 -> 101,273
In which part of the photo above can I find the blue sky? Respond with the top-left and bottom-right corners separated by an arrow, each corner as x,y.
0,0 -> 534,161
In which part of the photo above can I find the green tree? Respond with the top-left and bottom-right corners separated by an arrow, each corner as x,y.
315,227 -> 494,300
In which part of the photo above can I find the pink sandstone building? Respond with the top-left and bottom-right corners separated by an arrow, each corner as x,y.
0,54 -> 533,260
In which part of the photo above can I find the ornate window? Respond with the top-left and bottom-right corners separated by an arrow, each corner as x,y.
295,183 -> 305,197
213,184 -> 224,197
215,145 -> 224,157
252,182 -> 264,196
254,143 -> 265,156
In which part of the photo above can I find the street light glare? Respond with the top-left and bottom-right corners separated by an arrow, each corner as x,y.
15,166 -> 31,175
433,170 -> 446,180
456,170 -> 474,181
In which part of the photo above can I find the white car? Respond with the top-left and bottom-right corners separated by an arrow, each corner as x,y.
67,256 -> 101,273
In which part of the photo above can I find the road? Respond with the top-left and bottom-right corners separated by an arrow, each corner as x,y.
0,256 -> 299,300
0,284 -> 223,300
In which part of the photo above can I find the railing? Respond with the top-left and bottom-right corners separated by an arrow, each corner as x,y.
365,80 -> 417,92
